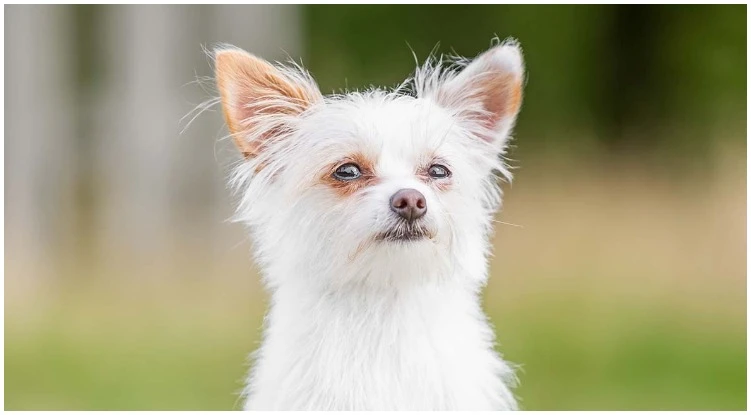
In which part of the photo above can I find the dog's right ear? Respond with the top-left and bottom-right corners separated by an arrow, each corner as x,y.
214,47 -> 322,158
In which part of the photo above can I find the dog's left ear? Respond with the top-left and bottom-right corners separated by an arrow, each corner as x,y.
435,41 -> 525,146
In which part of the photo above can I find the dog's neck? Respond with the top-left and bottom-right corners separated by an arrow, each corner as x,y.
243,250 -> 517,410
270,263 -> 480,329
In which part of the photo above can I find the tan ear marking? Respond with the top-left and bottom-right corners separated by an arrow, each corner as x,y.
214,48 -> 320,158
474,72 -> 523,129
435,42 -> 525,142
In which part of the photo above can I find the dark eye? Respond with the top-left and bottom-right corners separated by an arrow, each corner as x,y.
333,163 -> 362,181
428,164 -> 451,179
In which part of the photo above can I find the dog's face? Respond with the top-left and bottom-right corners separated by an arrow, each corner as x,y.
215,41 -> 524,288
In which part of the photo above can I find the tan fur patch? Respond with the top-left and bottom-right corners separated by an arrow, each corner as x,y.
507,78 -> 523,116
320,152 -> 379,198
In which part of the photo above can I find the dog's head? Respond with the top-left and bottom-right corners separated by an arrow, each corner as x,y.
215,40 -> 524,289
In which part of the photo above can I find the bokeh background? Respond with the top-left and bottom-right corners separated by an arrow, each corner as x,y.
5,4 -> 746,410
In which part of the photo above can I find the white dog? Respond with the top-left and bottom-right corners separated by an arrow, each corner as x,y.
213,38 -> 525,410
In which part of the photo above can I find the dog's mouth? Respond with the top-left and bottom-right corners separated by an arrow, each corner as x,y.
375,223 -> 434,243
348,223 -> 437,261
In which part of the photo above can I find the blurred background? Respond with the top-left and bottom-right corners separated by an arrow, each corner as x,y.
4,4 -> 746,410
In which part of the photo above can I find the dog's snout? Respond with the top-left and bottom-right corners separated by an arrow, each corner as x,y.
390,189 -> 427,222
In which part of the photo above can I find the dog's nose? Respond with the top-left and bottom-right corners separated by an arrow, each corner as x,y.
390,189 -> 427,222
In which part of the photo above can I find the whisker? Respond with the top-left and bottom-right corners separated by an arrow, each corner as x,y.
491,219 -> 523,228
180,96 -> 222,135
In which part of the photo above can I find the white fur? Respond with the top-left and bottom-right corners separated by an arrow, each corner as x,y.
218,39 -> 525,410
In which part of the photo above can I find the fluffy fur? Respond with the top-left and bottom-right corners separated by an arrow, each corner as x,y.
213,38 -> 526,410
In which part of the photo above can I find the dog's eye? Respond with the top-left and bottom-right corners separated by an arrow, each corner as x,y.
333,163 -> 362,181
428,164 -> 451,179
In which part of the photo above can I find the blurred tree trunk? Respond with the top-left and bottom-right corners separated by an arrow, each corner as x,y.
5,5 -> 76,283
597,5 -> 664,154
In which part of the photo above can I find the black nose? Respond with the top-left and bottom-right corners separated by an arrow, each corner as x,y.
390,189 -> 427,222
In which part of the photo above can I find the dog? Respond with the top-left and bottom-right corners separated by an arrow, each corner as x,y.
213,38 -> 525,410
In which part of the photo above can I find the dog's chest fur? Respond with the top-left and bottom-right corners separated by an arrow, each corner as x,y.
243,276 -> 516,410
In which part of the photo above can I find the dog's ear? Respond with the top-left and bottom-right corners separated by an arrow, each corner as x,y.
214,48 -> 322,158
435,41 -> 525,146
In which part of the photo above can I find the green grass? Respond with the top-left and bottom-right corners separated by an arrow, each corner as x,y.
5,292 -> 745,410
494,303 -> 746,410
5,296 -> 258,410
